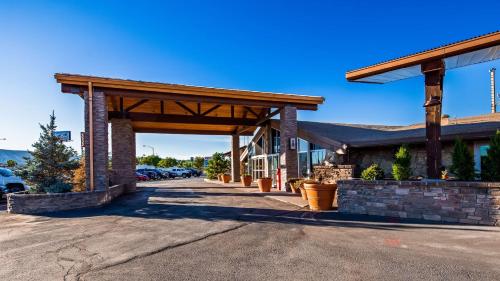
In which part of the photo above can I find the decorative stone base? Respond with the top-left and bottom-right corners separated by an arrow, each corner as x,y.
7,184 -> 126,214
338,180 -> 500,226
313,165 -> 355,183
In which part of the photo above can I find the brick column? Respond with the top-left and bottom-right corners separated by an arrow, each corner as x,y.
84,91 -> 108,191
279,106 -> 298,185
231,134 -> 241,182
111,118 -> 136,192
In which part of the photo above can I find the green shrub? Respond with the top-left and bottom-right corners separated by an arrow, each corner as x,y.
450,138 -> 475,181
481,130 -> 500,181
392,145 -> 411,180
45,182 -> 72,193
361,164 -> 385,180
205,152 -> 230,180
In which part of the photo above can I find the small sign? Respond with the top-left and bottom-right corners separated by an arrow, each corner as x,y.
55,131 -> 71,142
289,138 -> 296,150
80,132 -> 86,148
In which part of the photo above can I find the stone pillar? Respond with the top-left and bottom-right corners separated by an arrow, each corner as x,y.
231,134 -> 241,182
111,118 -> 137,192
84,91 -> 108,191
279,106 -> 298,186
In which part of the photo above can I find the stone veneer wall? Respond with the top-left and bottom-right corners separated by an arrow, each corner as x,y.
7,184 -> 125,214
313,165 -> 355,183
337,180 -> 500,226
349,143 -> 455,178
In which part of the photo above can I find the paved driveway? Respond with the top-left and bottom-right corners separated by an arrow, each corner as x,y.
1,178 -> 499,281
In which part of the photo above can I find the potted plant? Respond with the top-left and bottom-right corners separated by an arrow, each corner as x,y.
287,178 -> 301,194
303,180 -> 337,211
222,174 -> 231,183
241,174 -> 252,187
257,177 -> 272,192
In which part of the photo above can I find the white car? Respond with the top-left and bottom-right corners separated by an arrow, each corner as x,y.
166,167 -> 192,178
0,168 -> 28,196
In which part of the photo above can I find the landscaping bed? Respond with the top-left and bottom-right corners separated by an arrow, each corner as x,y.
7,184 -> 125,214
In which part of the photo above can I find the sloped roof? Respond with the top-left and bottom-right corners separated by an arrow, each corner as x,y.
271,113 -> 500,149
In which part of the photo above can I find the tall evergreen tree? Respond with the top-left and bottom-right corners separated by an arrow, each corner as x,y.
481,130 -> 500,181
18,112 -> 79,193
450,138 -> 475,181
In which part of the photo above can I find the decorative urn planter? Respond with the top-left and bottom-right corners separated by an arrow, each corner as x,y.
241,175 -> 252,187
222,174 -> 231,183
257,178 -> 272,192
304,182 -> 337,211
288,178 -> 301,194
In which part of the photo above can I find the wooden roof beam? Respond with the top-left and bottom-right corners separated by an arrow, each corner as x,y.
125,99 -> 149,112
133,128 -> 254,136
109,111 -> 258,126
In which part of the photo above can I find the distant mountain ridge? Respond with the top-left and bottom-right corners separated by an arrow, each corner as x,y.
0,149 -> 31,165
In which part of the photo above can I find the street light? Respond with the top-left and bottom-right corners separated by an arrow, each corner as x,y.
143,144 -> 155,155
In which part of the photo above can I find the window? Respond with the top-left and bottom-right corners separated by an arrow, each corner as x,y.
311,149 -> 326,166
474,142 -> 490,173
271,129 -> 280,154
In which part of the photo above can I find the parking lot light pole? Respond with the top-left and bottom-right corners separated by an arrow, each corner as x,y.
143,144 -> 155,156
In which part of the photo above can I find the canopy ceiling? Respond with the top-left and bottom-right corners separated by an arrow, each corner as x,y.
346,31 -> 500,83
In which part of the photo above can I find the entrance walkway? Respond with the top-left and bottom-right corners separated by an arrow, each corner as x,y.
1,178 -> 499,281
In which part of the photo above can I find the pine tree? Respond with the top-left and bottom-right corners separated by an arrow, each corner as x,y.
392,145 -> 411,180
450,138 -> 475,181
18,112 -> 79,193
481,130 -> 500,181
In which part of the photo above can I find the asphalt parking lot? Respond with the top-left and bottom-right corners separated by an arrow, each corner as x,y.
1,178 -> 499,281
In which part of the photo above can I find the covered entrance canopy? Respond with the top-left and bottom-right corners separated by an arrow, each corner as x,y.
346,31 -> 500,178
55,74 -> 324,190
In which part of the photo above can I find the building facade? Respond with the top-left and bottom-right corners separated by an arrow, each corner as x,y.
241,113 -> 500,184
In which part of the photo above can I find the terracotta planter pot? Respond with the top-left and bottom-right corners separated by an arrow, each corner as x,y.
299,186 -> 308,200
222,174 -> 231,183
217,174 -> 223,181
241,175 -> 252,187
257,178 -> 272,192
304,183 -> 337,211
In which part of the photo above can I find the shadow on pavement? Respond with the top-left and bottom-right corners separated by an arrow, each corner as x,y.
35,185 -> 495,232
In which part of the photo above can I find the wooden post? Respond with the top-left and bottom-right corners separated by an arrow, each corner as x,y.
88,82 -> 94,191
421,60 -> 445,179
231,134 -> 241,182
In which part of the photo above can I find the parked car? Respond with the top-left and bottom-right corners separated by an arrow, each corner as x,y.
136,172 -> 150,181
167,167 -> 192,178
136,169 -> 161,180
150,168 -> 174,179
157,168 -> 175,179
187,168 -> 202,177
0,168 -> 28,196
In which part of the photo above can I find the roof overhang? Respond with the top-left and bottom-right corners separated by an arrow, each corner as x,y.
55,73 -> 324,109
55,74 -> 324,136
346,31 -> 500,83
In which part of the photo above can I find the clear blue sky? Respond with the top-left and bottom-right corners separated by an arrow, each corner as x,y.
0,0 -> 498,159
